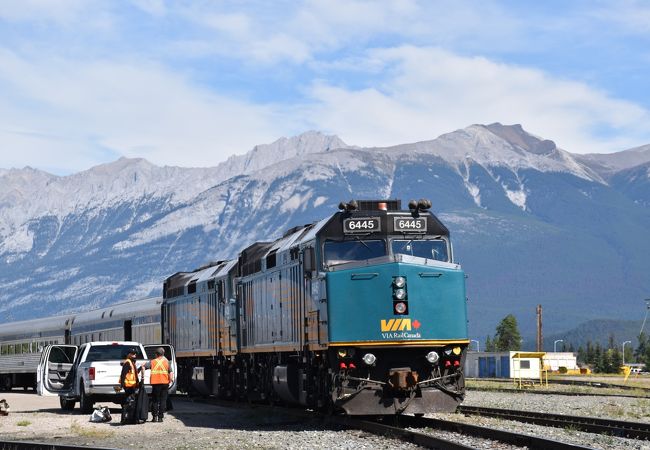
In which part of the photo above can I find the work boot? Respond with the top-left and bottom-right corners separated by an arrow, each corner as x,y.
151,404 -> 159,422
158,414 -> 164,422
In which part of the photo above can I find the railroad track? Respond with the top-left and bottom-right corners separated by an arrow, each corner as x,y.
468,385 -> 647,398
468,377 -> 650,393
458,405 -> 650,440
335,415 -> 593,450
193,396 -> 592,449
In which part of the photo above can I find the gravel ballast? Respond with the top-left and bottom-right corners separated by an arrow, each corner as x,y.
2,389 -> 650,449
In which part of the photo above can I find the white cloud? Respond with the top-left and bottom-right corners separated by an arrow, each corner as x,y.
0,49 -> 287,173
0,0 -> 114,30
131,0 -> 167,17
302,46 -> 650,154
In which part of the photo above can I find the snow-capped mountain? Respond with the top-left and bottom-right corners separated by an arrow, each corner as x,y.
1,124 -> 649,339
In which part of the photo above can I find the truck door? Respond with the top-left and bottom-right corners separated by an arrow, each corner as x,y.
36,345 -> 77,396
144,344 -> 177,393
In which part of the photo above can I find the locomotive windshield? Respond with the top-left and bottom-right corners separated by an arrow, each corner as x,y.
324,239 -> 385,267
391,239 -> 449,262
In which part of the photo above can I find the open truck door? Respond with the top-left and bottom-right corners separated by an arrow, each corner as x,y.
37,345 -> 77,397
144,344 -> 177,393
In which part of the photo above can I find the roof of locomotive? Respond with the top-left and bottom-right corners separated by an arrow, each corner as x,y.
165,259 -> 236,289
250,200 -> 451,262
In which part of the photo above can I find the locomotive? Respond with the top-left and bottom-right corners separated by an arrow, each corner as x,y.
163,199 -> 469,414
1,198 -> 468,414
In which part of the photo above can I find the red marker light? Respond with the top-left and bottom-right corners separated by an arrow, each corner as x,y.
453,360 -> 460,367
444,360 -> 451,367
348,363 -> 356,370
339,362 -> 347,370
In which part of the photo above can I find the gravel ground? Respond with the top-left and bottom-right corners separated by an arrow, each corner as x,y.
464,389 -> 650,422
0,393 -> 422,449
3,389 -> 650,449
418,389 -> 650,450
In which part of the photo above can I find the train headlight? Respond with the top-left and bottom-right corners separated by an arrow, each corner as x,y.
394,302 -> 407,314
362,353 -> 377,366
393,276 -> 406,288
426,351 -> 440,364
452,346 -> 462,355
394,288 -> 406,300
337,349 -> 347,358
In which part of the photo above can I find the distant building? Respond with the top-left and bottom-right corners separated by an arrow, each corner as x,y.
466,351 -> 575,378
542,352 -> 577,371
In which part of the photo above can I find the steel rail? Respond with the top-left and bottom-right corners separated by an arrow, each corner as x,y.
458,405 -> 650,440
390,415 -> 593,450
328,416 -> 475,450
468,386 -> 647,399
189,396 -> 594,449
467,377 -> 650,392
0,441 -> 117,450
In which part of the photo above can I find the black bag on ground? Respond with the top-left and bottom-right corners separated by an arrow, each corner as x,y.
120,392 -> 138,424
135,378 -> 149,422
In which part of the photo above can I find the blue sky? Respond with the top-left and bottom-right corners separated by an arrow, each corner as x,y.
1,0 -> 650,175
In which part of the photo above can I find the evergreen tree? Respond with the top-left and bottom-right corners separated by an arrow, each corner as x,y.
644,345 -> 650,372
494,314 -> 522,351
576,346 -> 586,365
586,341 -> 598,366
485,335 -> 495,352
594,343 -> 605,372
611,348 -> 623,372
635,333 -> 647,364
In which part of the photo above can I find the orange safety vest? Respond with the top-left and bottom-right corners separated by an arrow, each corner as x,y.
123,359 -> 137,388
150,356 -> 169,385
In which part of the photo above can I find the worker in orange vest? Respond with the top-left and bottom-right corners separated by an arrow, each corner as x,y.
144,347 -> 174,422
119,348 -> 139,396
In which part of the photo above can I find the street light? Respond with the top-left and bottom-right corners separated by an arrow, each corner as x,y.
554,339 -> 564,352
470,340 -> 480,352
622,340 -> 632,366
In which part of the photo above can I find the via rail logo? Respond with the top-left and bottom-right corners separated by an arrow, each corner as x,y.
380,318 -> 422,339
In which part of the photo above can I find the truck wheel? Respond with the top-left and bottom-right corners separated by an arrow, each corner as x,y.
1,376 -> 12,391
79,383 -> 94,413
60,397 -> 76,411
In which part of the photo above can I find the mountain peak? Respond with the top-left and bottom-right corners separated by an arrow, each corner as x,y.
221,131 -> 349,176
485,123 -> 557,156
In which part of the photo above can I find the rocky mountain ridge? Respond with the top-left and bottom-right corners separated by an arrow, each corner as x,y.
1,124 -> 649,339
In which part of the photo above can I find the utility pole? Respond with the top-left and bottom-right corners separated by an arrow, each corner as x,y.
536,305 -> 543,352
640,299 -> 650,336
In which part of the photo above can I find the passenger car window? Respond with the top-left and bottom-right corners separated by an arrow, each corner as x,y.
391,239 -> 449,262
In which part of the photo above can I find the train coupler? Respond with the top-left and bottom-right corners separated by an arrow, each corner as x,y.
387,368 -> 419,390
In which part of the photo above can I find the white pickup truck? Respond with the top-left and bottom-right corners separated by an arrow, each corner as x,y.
37,341 -> 176,413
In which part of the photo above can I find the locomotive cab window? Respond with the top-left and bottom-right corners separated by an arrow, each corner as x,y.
323,239 -> 386,267
391,238 -> 449,262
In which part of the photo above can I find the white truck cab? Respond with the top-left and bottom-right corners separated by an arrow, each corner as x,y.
37,341 -> 176,413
